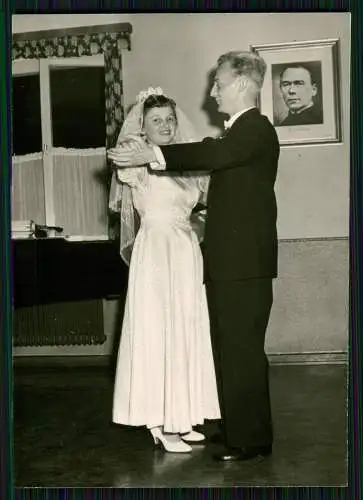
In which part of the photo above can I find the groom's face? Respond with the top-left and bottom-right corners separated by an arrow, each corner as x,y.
210,61 -> 241,115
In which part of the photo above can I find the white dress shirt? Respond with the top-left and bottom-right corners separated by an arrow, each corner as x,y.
151,106 -> 256,170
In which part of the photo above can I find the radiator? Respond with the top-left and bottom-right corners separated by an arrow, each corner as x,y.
13,300 -> 106,347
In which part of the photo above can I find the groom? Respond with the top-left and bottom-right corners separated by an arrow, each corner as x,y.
108,51 -> 280,462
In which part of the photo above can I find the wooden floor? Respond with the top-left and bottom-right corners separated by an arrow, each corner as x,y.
13,362 -> 347,487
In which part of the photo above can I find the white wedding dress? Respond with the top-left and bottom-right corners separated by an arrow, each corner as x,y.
112,169 -> 221,433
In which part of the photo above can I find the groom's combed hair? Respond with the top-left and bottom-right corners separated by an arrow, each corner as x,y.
142,94 -> 178,122
217,51 -> 267,89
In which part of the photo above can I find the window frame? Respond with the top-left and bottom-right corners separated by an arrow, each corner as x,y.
12,54 -> 109,240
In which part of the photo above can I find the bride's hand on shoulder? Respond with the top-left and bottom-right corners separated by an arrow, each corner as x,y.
120,134 -> 147,152
107,134 -> 154,167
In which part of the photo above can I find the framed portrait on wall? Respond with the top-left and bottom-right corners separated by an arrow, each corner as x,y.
250,39 -> 342,146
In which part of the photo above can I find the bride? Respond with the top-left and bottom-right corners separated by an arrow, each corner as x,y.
109,87 -> 220,453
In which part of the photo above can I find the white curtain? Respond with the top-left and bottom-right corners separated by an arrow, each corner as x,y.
12,153 -> 46,224
11,148 -> 109,237
52,147 -> 109,237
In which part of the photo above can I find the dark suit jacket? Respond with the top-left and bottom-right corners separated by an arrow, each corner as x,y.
159,108 -> 280,281
279,103 -> 323,127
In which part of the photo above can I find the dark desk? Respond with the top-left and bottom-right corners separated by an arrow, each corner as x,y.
12,238 -> 128,309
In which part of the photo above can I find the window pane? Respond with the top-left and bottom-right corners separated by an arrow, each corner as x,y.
12,74 -> 42,156
50,67 -> 105,149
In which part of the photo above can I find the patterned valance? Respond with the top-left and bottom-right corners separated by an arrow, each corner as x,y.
12,27 -> 131,149
12,31 -> 129,59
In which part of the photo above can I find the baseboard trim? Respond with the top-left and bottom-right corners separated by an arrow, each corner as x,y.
267,351 -> 348,365
13,351 -> 348,368
13,344 -> 112,357
278,236 -> 348,243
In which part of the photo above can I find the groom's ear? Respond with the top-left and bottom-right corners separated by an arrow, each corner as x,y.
238,75 -> 248,92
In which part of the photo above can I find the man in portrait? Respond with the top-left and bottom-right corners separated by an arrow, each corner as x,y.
276,62 -> 324,127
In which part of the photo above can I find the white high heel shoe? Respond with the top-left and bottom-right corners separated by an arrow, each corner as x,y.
181,430 -> 206,443
150,427 -> 192,453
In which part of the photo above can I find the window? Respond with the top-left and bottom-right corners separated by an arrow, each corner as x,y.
50,66 -> 105,149
12,73 -> 42,155
12,55 -> 109,239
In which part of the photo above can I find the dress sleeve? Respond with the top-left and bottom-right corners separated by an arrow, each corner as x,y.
116,166 -> 148,187
109,167 -> 148,213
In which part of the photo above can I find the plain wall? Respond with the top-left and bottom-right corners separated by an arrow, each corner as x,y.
12,13 -> 350,356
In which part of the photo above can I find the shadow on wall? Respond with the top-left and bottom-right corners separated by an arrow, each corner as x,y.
200,66 -> 228,134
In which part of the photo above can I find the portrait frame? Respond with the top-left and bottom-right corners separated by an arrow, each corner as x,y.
250,39 -> 342,146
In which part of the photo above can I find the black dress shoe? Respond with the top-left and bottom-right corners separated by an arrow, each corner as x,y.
213,445 -> 272,462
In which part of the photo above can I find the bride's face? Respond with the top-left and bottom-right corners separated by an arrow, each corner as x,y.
142,106 -> 177,146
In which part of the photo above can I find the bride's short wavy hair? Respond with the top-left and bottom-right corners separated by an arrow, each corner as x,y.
217,51 -> 267,89
142,94 -> 178,123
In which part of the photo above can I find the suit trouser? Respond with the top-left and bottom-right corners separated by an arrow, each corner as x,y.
206,278 -> 274,448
